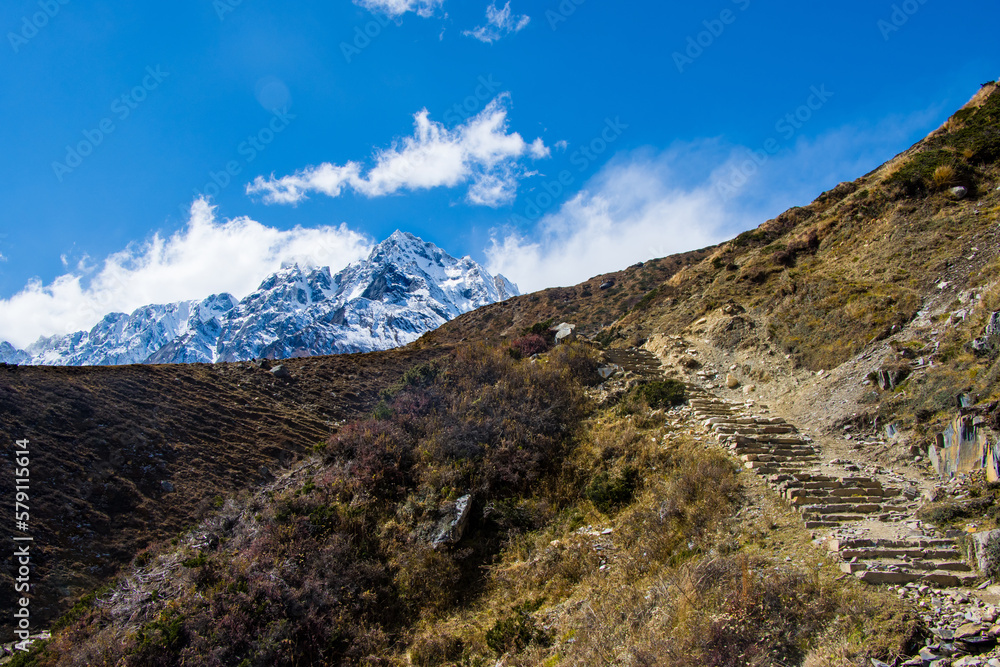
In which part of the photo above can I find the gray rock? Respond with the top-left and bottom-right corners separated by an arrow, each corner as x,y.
433,494 -> 473,547
161,480 -> 174,492
270,365 -> 292,380
954,656 -> 985,667
987,312 -> 1000,338
972,312 -> 1000,356
597,365 -> 619,380
552,323 -> 577,345
970,530 -> 1000,575
951,186 -> 969,199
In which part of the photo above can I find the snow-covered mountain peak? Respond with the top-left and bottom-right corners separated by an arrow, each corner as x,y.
2,232 -> 519,366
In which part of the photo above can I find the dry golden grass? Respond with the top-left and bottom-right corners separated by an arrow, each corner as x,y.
389,409 -> 921,667
877,155 -> 909,182
933,164 -> 956,188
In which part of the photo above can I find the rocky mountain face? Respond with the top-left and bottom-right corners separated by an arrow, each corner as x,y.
3,231 -> 518,366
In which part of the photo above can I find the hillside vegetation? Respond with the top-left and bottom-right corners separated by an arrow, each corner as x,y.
12,342 -> 919,666
4,82 -> 1000,665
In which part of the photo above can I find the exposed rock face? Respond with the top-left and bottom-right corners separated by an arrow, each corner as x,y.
973,312 -> 1000,356
0,342 -> 29,365
708,315 -> 758,352
2,232 -> 519,366
433,494 -> 473,547
874,366 -> 911,391
23,294 -> 238,366
552,323 -> 577,345
269,365 -> 292,380
969,530 -> 1000,576
930,414 -> 994,479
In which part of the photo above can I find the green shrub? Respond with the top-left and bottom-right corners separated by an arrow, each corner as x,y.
636,379 -> 687,408
586,466 -> 639,513
485,603 -> 551,656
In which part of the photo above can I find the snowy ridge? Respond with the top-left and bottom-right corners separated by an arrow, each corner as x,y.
2,231 -> 519,366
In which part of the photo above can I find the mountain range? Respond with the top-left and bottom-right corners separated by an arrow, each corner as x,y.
0,231 -> 518,366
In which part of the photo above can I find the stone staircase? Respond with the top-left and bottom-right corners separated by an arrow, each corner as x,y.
685,386 -> 979,588
604,348 -> 665,378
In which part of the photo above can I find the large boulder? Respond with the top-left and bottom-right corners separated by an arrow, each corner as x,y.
972,312 -> 1000,356
433,494 -> 473,547
552,323 -> 577,345
969,529 -> 1000,576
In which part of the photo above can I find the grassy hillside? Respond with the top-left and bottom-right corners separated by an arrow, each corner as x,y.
0,347 -> 451,630
11,342 -> 919,666
609,82 -> 1000,373
4,81 -> 1000,664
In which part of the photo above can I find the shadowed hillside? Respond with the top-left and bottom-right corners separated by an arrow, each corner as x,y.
5,82 -> 1000,665
0,347 -> 452,629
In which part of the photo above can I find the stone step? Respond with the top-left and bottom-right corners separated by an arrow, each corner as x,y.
804,519 -> 853,529
799,503 -> 883,515
784,487 -> 886,500
855,570 -> 979,587
849,558 -> 971,572
828,538 -> 958,551
837,548 -> 963,561
789,495 -> 886,507
734,449 -> 818,460
801,512 -> 868,523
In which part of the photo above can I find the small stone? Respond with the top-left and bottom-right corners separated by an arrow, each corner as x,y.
270,365 -> 292,380
955,622 -> 985,639
953,657 -> 985,667
919,647 -> 943,661
727,374 -> 740,389
950,185 -> 968,199
160,480 -> 174,492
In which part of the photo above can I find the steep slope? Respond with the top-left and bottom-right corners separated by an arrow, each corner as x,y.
0,345 -> 453,633
416,246 -> 716,348
5,231 -> 517,366
5,81 -> 1000,662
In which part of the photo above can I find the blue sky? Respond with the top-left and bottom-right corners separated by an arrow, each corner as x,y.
0,0 -> 997,347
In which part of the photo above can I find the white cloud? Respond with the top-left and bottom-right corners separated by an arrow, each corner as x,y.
353,0 -> 444,18
486,148 -> 734,292
487,110 -> 941,293
248,94 -> 548,208
464,2 -> 530,43
0,200 -> 372,348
